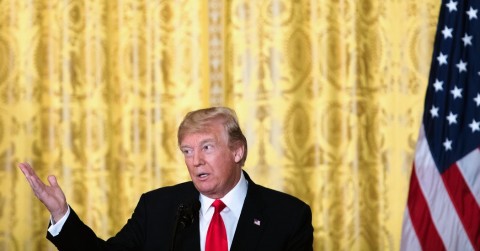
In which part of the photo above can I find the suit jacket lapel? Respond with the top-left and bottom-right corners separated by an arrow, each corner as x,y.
230,172 -> 266,251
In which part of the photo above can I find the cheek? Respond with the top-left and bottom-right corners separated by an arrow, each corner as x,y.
184,158 -> 194,169
218,157 -> 236,173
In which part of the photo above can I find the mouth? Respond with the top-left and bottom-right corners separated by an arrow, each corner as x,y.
197,173 -> 209,179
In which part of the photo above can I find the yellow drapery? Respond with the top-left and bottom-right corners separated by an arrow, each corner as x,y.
0,0 -> 440,250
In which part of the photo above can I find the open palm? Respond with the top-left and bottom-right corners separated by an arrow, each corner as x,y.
18,162 -> 68,222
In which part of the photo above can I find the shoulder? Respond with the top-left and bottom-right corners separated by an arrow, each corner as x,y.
141,181 -> 197,200
249,182 -> 310,209
244,171 -> 309,210
243,179 -> 313,242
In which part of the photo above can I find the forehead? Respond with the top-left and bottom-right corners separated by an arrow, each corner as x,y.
180,124 -> 227,146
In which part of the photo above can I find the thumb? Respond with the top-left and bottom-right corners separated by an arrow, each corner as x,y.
47,175 -> 59,187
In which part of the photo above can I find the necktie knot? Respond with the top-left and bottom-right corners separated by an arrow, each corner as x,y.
212,199 -> 226,212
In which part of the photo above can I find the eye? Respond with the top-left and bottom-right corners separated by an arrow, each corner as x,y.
181,148 -> 193,156
203,144 -> 214,151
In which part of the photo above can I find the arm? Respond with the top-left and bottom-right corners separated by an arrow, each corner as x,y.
46,196 -> 148,251
285,203 -> 314,251
47,207 -> 109,251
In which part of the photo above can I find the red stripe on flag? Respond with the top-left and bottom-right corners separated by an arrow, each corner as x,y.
441,163 -> 480,250
407,165 -> 446,251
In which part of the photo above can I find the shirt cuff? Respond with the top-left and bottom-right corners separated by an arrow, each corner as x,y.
47,206 -> 71,237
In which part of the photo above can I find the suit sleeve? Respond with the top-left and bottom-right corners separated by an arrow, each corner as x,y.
46,195 -> 148,251
285,203 -> 314,251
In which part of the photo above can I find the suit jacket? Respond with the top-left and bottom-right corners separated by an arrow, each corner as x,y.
47,171 -> 314,251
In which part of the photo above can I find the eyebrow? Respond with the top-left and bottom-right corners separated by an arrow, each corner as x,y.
180,138 -> 216,148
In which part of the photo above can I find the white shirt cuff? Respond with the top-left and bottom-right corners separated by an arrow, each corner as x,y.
47,206 -> 71,237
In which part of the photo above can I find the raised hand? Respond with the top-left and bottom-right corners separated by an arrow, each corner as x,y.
18,162 -> 68,223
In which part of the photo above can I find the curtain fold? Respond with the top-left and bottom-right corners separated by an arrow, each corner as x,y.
0,0 -> 439,250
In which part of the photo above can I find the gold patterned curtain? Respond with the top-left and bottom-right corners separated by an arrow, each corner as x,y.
0,0 -> 440,250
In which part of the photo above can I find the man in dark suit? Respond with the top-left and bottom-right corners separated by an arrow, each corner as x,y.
19,107 -> 314,251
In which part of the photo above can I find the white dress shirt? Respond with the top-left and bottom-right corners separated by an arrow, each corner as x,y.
199,172 -> 248,251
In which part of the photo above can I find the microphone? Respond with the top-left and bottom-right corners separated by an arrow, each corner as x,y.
179,199 -> 201,228
171,199 -> 200,251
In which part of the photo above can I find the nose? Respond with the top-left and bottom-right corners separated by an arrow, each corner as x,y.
192,151 -> 204,167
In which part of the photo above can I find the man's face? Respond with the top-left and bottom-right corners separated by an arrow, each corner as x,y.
179,123 -> 243,199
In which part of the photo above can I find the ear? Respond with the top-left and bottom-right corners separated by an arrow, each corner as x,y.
233,144 -> 244,163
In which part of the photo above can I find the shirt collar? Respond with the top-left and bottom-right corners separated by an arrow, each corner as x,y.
199,171 -> 248,217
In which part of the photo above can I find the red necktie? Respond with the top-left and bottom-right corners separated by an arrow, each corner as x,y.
205,199 -> 228,251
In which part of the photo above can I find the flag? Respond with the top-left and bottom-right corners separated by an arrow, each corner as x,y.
400,0 -> 480,250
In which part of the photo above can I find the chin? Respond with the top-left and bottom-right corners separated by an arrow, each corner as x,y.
194,183 -> 213,195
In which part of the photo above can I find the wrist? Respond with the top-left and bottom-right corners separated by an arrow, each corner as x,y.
52,204 -> 68,223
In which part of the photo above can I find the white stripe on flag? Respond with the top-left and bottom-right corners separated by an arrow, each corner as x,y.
456,148 -> 480,206
414,126 -> 474,251
400,210 -> 422,251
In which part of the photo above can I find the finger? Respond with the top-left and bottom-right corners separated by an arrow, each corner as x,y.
47,175 -> 59,187
19,163 -> 43,182
21,172 -> 37,189
19,165 -> 47,192
19,162 -> 42,183
18,163 -> 38,188
18,162 -> 33,177
27,173 -> 46,192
